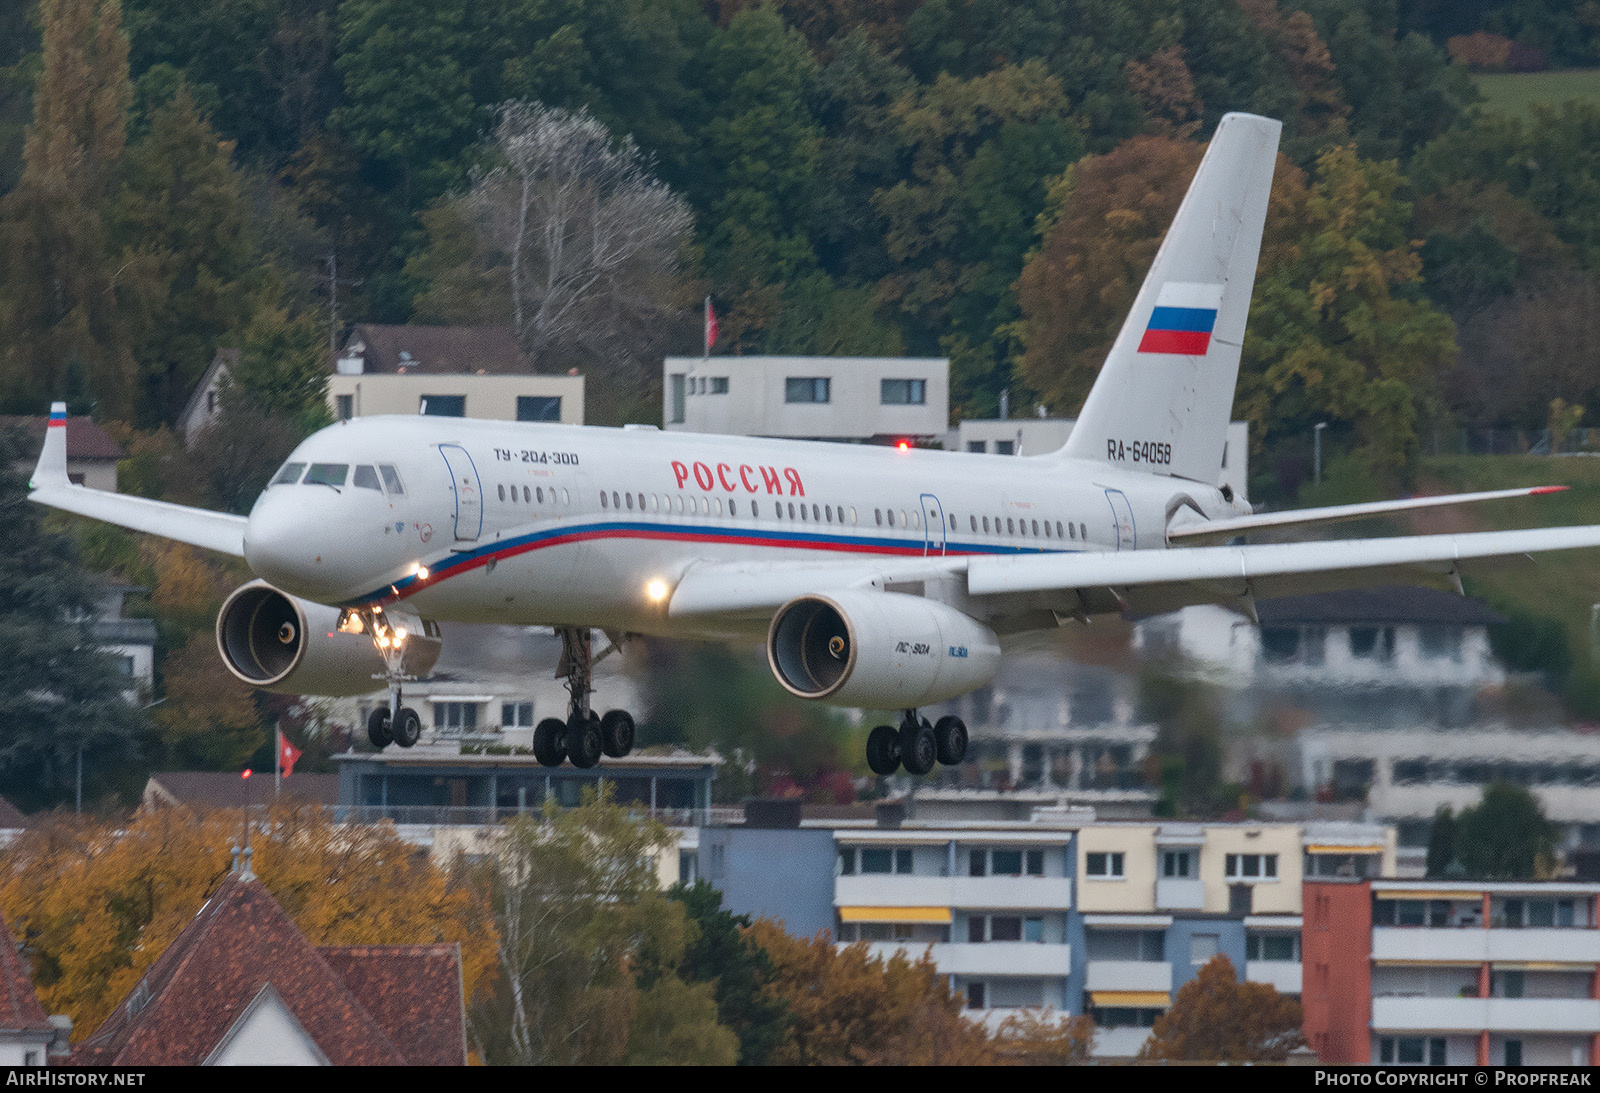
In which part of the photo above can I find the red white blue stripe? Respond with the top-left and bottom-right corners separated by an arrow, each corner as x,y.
1138,282 -> 1224,355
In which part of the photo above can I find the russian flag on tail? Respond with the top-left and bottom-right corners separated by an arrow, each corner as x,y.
1138,282 -> 1224,355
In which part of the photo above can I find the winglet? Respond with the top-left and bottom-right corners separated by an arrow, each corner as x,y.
30,402 -> 71,490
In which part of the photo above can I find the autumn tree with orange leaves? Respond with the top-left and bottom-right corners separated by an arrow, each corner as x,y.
1139,954 -> 1304,1062
0,804 -> 495,1039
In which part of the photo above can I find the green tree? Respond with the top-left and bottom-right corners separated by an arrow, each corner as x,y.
1425,804 -> 1457,878
109,85 -> 262,427
875,60 -> 1085,416
469,787 -> 736,1066
1456,782 -> 1557,879
0,425 -> 143,810
0,0 -> 135,417
1140,954 -> 1305,1061
671,881 -> 792,1065
1137,666 -> 1229,817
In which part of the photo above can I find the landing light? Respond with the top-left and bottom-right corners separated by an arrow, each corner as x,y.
395,627 -> 407,642
646,578 -> 669,603
413,563 -> 429,581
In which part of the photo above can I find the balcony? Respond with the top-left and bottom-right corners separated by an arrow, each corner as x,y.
1245,961 -> 1302,995
835,874 -> 1073,911
1372,927 -> 1600,965
859,941 -> 1072,977
1155,878 -> 1206,911
1085,960 -> 1172,993
1372,996 -> 1600,1034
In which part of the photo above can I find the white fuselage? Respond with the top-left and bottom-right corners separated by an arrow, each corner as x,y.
243,415 -> 1246,636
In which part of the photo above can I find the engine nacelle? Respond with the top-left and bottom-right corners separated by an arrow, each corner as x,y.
767,590 -> 1001,708
215,581 -> 441,696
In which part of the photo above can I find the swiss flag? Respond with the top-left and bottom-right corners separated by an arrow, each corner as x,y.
704,296 -> 718,355
279,731 -> 303,777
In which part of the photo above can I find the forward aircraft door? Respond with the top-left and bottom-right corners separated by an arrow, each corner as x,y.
920,493 -> 946,556
439,444 -> 483,542
1105,488 -> 1136,550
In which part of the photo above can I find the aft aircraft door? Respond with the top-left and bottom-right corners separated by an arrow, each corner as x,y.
920,493 -> 946,556
1104,488 -> 1136,550
438,444 -> 483,542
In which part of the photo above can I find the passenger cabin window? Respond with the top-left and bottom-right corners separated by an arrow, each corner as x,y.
379,465 -> 405,494
271,462 -> 306,486
304,463 -> 348,487
353,465 -> 382,491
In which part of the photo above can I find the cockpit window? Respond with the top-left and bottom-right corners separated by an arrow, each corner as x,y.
352,465 -> 382,491
304,463 -> 349,487
378,465 -> 404,495
271,462 -> 306,486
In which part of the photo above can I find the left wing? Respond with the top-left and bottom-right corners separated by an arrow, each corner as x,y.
28,402 -> 246,556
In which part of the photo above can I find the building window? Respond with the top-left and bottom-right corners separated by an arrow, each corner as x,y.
839,846 -> 913,875
1224,853 -> 1277,880
1379,1037 -> 1446,1066
967,441 -> 987,453
881,378 -> 926,405
517,395 -> 562,422
1085,930 -> 1165,961
708,377 -> 729,394
1246,934 -> 1299,961
1090,1007 -> 1161,1029
1350,625 -> 1396,661
967,915 -> 1044,943
670,374 -> 686,423
970,848 -> 1045,876
1085,851 -> 1125,878
965,981 -> 986,1009
117,655 -> 136,677
785,377 -> 831,403
1189,933 -> 1220,965
336,394 -> 354,421
995,440 -> 1015,455
433,702 -> 478,733
421,394 -> 466,417
1260,627 -> 1301,663
1505,1040 -> 1522,1067
502,702 -> 533,727
1161,850 -> 1194,878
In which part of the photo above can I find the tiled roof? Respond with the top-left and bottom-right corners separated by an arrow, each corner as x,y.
320,946 -> 468,1066
1,416 -> 125,460
1254,586 -> 1506,626
141,772 -> 339,812
0,911 -> 52,1035
343,324 -> 533,375
73,875 -> 414,1066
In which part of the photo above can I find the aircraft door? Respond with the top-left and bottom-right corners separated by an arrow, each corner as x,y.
1104,488 -> 1136,551
920,493 -> 946,556
438,444 -> 483,542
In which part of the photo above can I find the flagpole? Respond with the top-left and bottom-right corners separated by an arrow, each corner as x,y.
704,295 -> 711,359
274,726 -> 281,798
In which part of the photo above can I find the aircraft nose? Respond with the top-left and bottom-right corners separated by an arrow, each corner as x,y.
244,491 -> 363,600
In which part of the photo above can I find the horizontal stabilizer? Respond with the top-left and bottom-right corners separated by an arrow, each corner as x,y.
1167,486 -> 1569,545
30,485 -> 246,556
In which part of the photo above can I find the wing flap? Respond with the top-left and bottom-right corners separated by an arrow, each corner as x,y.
30,485 -> 247,557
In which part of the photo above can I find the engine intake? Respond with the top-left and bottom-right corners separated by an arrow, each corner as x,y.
216,581 -> 440,696
768,590 -> 1000,708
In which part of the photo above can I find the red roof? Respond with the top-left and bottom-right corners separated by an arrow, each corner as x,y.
320,946 -> 467,1067
342,323 -> 534,375
1,416 -> 124,461
72,874 -> 465,1065
0,911 -> 52,1036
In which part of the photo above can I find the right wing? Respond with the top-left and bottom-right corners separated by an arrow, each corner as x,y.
1167,486 -> 1569,545
28,402 -> 246,557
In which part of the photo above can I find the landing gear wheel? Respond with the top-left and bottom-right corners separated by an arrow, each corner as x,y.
392,706 -> 423,748
600,710 -> 635,758
899,715 -> 937,776
533,718 -> 567,767
866,724 -> 902,775
934,715 -> 968,766
566,712 -> 603,769
367,707 -> 393,748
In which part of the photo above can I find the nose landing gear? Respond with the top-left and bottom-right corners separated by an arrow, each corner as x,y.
532,627 -> 639,769
866,711 -> 968,777
346,606 -> 425,750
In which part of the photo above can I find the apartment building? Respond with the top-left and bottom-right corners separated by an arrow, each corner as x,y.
1304,878 -> 1600,1065
698,805 -> 1394,1056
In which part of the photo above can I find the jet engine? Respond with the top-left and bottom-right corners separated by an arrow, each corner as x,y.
215,581 -> 441,696
767,590 -> 1001,708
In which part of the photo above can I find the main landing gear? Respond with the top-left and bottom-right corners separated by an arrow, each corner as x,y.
351,605 -> 424,749
866,711 -> 968,777
531,627 -> 638,769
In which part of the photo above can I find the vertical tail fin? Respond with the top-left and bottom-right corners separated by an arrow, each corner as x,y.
30,402 -> 70,489
1058,112 -> 1280,485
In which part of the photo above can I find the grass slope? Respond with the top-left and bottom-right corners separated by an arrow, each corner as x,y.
1473,69 -> 1600,120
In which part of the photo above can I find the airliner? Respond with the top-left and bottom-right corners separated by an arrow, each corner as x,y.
29,113 -> 1600,776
